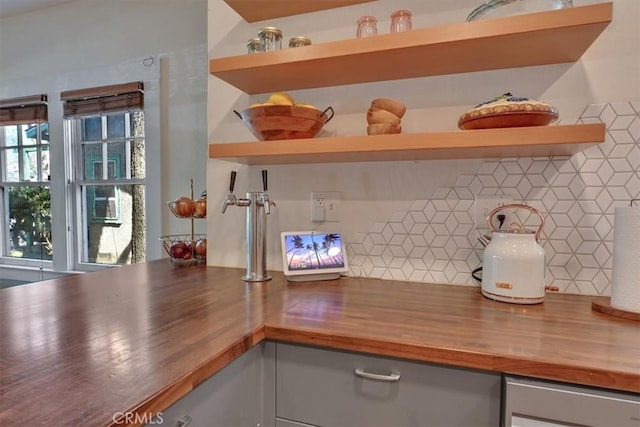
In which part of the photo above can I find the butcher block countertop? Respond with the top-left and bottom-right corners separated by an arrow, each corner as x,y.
1,260 -> 638,426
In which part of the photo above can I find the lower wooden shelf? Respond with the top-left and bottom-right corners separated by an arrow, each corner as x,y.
223,0 -> 376,23
208,123 -> 605,165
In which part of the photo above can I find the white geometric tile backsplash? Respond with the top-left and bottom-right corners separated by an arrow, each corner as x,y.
347,102 -> 640,296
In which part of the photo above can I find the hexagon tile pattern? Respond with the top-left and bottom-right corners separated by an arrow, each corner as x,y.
347,102 -> 640,296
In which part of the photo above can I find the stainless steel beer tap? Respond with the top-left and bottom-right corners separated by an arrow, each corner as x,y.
220,169 -> 275,282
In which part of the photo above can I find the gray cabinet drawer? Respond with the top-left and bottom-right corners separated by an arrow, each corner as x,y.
151,344 -> 263,427
276,342 -> 501,427
504,376 -> 640,427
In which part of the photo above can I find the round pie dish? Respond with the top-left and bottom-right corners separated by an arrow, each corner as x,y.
458,93 -> 559,130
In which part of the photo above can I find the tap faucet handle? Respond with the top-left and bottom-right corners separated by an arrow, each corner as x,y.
261,169 -> 268,192
261,193 -> 275,215
221,171 -> 238,213
263,195 -> 271,214
229,170 -> 237,193
221,195 -> 235,214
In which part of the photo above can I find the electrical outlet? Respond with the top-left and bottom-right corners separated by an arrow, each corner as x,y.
311,191 -> 341,222
473,194 -> 513,229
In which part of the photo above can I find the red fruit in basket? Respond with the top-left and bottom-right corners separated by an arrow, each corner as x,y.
174,196 -> 195,217
195,239 -> 207,257
170,241 -> 192,259
194,197 -> 207,217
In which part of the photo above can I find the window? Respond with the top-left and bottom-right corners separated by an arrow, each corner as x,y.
0,95 -> 51,261
88,155 -> 121,222
1,60 -> 161,272
63,83 -> 146,265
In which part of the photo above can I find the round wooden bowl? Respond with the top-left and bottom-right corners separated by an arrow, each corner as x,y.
235,105 -> 334,141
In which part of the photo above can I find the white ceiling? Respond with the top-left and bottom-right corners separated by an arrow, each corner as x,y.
0,0 -> 75,19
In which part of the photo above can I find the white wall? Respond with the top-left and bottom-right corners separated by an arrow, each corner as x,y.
207,0 -> 640,294
0,0 -> 208,273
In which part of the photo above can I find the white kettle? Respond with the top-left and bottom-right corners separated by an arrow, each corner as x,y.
482,204 -> 546,304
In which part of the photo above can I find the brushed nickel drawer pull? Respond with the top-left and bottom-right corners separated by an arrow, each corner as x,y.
354,368 -> 401,382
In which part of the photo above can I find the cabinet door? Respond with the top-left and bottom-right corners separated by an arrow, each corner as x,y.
276,342 -> 501,427
504,376 -> 640,427
152,344 -> 263,427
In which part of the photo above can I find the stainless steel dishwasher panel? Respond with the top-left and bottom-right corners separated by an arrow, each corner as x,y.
503,376 -> 640,427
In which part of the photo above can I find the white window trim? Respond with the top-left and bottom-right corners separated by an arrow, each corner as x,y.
0,123 -> 53,268
68,115 -> 145,269
0,57 -> 162,273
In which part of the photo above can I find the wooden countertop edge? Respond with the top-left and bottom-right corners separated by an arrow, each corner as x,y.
262,325 -> 640,394
108,309 -> 639,426
115,322 -> 640,426
493,355 -> 639,393
109,326 -> 266,427
263,325 -> 495,372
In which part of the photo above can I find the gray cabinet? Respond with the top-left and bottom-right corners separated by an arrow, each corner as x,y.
151,343 -> 266,427
504,376 -> 640,427
275,342 -> 501,427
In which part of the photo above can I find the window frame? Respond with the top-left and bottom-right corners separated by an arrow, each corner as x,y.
0,122 -> 53,267
87,155 -> 121,223
67,110 -> 146,268
0,59 -> 162,273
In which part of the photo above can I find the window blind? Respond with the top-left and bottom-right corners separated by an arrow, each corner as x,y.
61,82 -> 144,118
0,95 -> 48,125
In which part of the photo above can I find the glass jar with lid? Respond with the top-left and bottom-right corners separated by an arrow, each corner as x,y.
356,16 -> 377,38
258,26 -> 283,52
289,36 -> 312,48
390,9 -> 412,33
247,37 -> 261,54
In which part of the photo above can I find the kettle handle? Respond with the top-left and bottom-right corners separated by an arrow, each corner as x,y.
487,203 -> 545,243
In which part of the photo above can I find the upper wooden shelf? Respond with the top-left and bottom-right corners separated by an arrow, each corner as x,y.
208,123 -> 605,165
209,3 -> 612,94
223,0 -> 376,23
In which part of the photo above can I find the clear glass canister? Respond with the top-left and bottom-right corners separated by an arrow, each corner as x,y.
356,16 -> 377,38
247,37 -> 260,54
258,26 -> 283,52
289,36 -> 312,48
466,0 -> 573,22
390,9 -> 412,33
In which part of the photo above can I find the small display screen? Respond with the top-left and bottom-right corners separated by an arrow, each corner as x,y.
282,232 -> 346,271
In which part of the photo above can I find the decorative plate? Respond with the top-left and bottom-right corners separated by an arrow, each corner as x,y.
458,93 -> 559,130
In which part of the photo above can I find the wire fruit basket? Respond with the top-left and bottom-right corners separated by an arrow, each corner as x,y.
167,198 -> 207,218
160,234 -> 206,266
163,179 -> 207,266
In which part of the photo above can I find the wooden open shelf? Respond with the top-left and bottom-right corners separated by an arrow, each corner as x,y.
223,0 -> 376,23
208,123 -> 605,165
209,3 -> 612,94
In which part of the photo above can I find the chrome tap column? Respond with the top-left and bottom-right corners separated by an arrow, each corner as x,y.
221,170 -> 274,282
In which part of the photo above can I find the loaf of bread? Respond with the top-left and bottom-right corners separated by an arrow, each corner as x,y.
367,109 -> 401,125
367,123 -> 402,135
370,98 -> 406,119
365,97 -> 406,135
